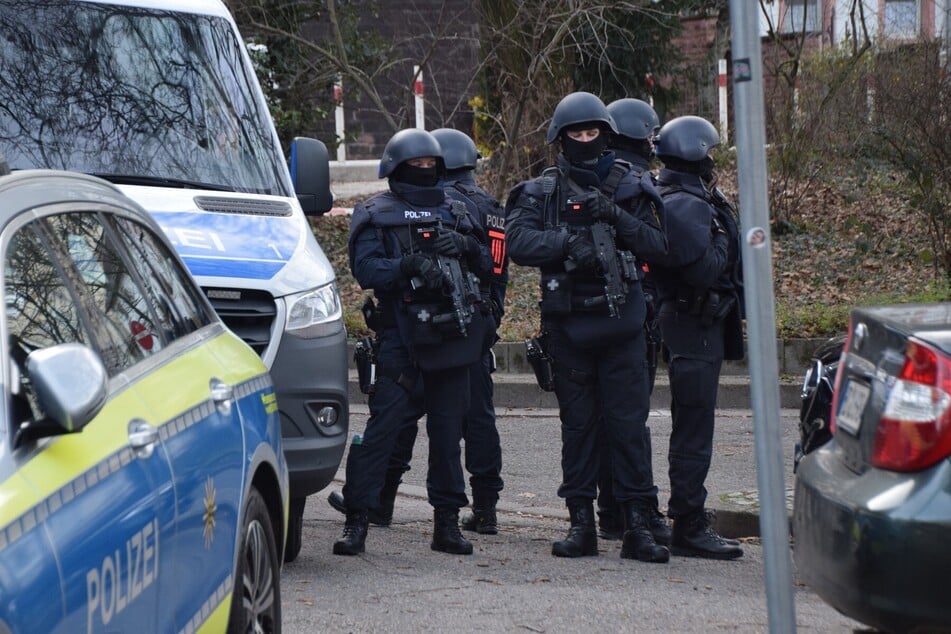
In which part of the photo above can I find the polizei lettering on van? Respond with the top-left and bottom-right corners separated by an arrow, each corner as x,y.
86,518 -> 159,632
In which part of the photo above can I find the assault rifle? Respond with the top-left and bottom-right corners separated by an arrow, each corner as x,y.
563,191 -> 630,318
589,221 -> 627,318
409,220 -> 480,337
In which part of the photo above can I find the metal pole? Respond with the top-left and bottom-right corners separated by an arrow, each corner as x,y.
727,3 -> 797,632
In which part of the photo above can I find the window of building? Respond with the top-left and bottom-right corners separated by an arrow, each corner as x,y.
782,0 -> 821,33
883,0 -> 919,39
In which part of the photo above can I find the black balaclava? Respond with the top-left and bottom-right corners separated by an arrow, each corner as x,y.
391,161 -> 440,187
559,122 -> 608,166
612,137 -> 653,162
445,167 -> 475,183
661,155 -> 715,179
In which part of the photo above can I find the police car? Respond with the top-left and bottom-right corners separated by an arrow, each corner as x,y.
0,169 -> 288,633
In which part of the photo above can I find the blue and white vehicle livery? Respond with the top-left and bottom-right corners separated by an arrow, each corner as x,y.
0,169 -> 288,632
0,0 -> 349,561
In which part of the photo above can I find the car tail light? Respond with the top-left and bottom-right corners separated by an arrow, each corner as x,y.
828,318 -> 854,435
871,338 -> 951,471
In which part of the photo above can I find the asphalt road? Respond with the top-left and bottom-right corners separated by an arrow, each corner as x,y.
280,406 -> 868,633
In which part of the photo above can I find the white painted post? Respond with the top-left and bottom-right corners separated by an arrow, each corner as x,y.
333,75 -> 346,162
718,58 -> 729,143
414,65 -> 425,129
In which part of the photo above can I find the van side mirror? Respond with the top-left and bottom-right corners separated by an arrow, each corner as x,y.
290,137 -> 334,216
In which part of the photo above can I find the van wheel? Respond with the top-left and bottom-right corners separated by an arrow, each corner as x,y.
228,488 -> 281,634
283,496 -> 306,563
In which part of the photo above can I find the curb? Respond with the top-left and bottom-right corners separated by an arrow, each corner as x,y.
349,371 -> 804,410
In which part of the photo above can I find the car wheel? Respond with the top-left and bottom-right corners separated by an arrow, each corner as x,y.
283,496 -> 306,563
228,487 -> 281,634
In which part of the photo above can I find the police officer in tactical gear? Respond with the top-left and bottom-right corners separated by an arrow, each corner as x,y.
651,115 -> 744,560
327,128 -> 507,535
433,127 -> 508,534
594,98 -> 669,545
506,91 -> 670,563
334,128 -> 493,556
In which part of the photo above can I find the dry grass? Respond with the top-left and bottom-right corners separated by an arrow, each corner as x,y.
313,166 -> 942,343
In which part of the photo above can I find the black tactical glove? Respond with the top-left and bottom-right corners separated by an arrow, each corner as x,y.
564,234 -> 599,271
434,230 -> 480,262
590,192 -> 625,225
400,254 -> 445,291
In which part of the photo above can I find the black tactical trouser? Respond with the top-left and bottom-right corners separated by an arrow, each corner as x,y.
597,315 -> 662,515
342,329 -> 471,510
385,350 -> 504,506
657,306 -> 725,519
546,323 -> 655,505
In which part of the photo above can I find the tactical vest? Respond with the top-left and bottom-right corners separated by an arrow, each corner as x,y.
531,162 -> 646,346
356,193 -> 490,371
446,180 -> 507,318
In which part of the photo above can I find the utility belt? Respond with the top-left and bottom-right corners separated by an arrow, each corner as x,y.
667,287 -> 737,326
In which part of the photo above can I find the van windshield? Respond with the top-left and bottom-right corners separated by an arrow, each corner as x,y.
0,1 -> 291,196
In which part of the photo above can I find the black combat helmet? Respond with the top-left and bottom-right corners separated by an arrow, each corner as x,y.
545,91 -> 617,144
378,128 -> 445,178
653,115 -> 720,162
431,128 -> 481,171
606,98 -> 660,141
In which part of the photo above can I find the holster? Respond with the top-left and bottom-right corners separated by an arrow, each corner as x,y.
525,336 -> 555,392
700,290 -> 737,326
361,297 -> 381,332
353,336 -> 377,394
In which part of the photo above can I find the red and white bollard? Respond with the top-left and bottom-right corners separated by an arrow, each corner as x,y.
334,75 -> 346,162
413,65 -> 425,130
718,59 -> 729,144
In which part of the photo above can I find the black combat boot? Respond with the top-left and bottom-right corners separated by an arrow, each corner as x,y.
705,509 -> 740,546
461,507 -> 498,535
327,474 -> 400,527
332,510 -> 368,556
597,504 -> 623,541
646,502 -> 672,547
431,507 -> 473,555
552,498 -> 598,558
461,493 -> 498,535
671,510 -> 744,560
620,503 -> 670,563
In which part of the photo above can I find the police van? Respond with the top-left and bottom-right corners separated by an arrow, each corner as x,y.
0,0 -> 348,560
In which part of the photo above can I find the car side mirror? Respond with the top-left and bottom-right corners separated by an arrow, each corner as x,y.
289,137 -> 334,216
14,343 -> 107,447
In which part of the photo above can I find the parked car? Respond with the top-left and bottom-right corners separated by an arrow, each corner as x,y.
0,169 -> 288,633
793,303 -> 951,633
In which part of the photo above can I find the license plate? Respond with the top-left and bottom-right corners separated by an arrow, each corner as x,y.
836,379 -> 870,435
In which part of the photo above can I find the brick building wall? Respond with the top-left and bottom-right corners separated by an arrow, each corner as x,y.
309,0 -> 482,160
666,15 -> 725,123
322,8 -> 737,159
